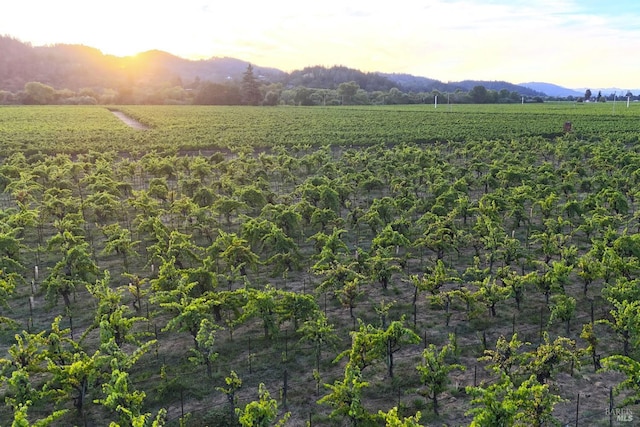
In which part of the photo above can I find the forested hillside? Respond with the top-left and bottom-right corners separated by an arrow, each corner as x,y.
0,35 -> 545,105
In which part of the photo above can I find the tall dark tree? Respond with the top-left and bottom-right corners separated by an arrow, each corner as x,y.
470,85 -> 489,103
584,88 -> 592,101
241,64 -> 262,106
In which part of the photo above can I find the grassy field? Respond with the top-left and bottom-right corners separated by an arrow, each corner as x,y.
1,103 -> 640,426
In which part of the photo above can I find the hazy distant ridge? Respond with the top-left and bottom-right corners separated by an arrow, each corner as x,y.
520,82 -> 583,98
0,35 -> 616,97
522,82 -> 640,98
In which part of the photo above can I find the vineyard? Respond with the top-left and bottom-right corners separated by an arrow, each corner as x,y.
1,103 -> 640,426
2,103 -> 640,155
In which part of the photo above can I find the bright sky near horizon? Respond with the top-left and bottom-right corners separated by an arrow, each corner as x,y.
2,0 -> 640,89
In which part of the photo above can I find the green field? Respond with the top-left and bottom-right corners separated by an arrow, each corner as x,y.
1,104 -> 640,426
2,102 -> 640,155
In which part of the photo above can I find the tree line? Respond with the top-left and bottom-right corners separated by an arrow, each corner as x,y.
1,66 -> 543,106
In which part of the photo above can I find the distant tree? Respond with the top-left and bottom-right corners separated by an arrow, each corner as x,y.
261,83 -> 282,106
193,82 -> 241,105
22,82 -> 56,104
584,89 -> 592,101
337,81 -> 360,105
469,85 -> 489,103
293,86 -> 314,106
241,64 -> 262,106
0,89 -> 15,104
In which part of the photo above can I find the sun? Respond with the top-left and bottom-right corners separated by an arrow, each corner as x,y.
88,38 -> 154,58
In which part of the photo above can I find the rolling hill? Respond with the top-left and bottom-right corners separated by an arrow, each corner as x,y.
0,35 -> 552,97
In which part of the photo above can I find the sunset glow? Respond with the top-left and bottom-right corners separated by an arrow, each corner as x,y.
2,0 -> 640,88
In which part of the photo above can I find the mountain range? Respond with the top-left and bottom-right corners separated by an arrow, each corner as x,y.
519,82 -> 584,98
1,35 -> 634,98
520,82 -> 640,98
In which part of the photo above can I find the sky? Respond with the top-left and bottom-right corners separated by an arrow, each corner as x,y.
2,0 -> 640,89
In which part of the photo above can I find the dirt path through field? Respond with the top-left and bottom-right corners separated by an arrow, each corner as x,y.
111,110 -> 149,129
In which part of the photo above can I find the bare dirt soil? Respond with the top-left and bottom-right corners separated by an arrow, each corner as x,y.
111,110 -> 149,129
